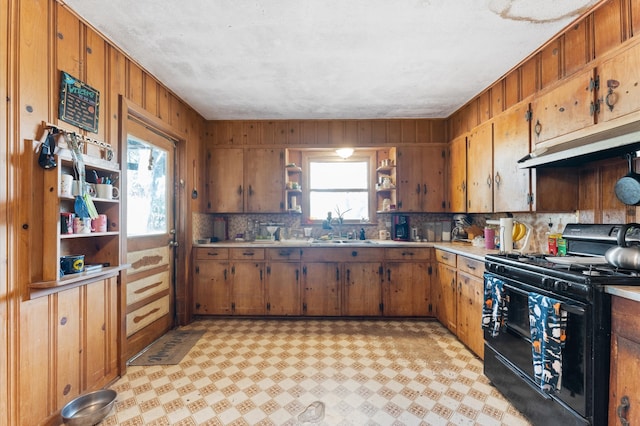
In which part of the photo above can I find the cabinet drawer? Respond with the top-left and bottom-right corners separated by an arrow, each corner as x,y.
435,249 -> 456,267
194,247 -> 229,260
267,247 -> 301,261
384,247 -> 431,261
301,247 -> 383,262
230,247 -> 265,260
457,256 -> 484,278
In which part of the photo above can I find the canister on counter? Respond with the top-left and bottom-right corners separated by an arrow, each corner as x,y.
557,237 -> 567,256
548,233 -> 561,255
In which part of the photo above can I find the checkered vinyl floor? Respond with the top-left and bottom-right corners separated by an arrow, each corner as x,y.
103,319 -> 530,425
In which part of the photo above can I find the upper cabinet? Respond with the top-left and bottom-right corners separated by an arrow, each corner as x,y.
530,67 -> 597,146
207,147 -> 285,213
466,122 -> 493,213
597,40 -> 640,124
492,102 -> 532,212
396,145 -> 446,212
447,135 -> 467,213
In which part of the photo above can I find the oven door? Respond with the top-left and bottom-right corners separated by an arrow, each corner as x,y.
483,272 -> 589,421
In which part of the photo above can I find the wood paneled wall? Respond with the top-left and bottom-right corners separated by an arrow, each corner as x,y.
447,0 -> 635,138
206,119 -> 448,146
1,1 -> 206,424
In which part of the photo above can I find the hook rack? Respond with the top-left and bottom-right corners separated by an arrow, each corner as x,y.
42,121 -> 114,162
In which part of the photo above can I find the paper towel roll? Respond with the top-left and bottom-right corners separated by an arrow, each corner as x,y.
499,218 -> 513,252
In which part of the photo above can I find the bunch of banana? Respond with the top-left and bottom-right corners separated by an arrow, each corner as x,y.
512,222 -> 527,242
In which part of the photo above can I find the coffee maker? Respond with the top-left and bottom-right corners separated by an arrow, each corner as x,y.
392,214 -> 410,241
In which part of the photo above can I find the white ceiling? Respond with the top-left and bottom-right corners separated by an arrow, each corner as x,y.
63,0 -> 601,120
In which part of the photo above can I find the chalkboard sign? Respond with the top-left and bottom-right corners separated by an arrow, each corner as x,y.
58,71 -> 100,133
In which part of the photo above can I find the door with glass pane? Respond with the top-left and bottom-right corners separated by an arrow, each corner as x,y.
124,118 -> 176,361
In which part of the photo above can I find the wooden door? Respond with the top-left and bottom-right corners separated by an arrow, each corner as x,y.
396,147 -> 422,212
266,262 -> 301,315
609,297 -> 640,426
231,262 -> 265,315
467,122 -> 493,213
435,263 -> 457,333
448,134 -> 467,212
56,287 -> 81,410
245,148 -> 285,212
207,148 -> 244,213
124,118 -> 176,361
598,41 -> 640,123
343,262 -> 382,316
302,262 -> 341,316
384,262 -> 430,316
85,280 -> 110,390
457,271 -> 484,358
493,102 -> 531,212
421,146 -> 447,212
530,67 -> 596,145
194,260 -> 231,315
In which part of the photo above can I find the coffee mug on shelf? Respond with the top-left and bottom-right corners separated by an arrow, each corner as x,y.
73,217 -> 92,234
96,183 -> 119,199
72,181 -> 96,197
60,212 -> 75,234
92,214 -> 107,233
60,174 -> 74,196
379,230 -> 391,240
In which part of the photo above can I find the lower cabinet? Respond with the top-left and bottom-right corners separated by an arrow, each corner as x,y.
434,248 -> 484,359
383,248 -> 432,316
193,245 -> 434,318
609,296 -> 640,426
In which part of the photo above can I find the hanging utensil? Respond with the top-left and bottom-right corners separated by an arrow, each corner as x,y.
192,159 -> 198,199
614,153 -> 640,206
66,133 -> 92,218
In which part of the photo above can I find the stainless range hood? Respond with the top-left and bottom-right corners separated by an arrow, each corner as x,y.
518,119 -> 640,168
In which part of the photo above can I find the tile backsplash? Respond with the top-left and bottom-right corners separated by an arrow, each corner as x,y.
193,211 -> 578,253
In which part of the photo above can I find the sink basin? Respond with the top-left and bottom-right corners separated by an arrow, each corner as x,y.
312,239 -> 376,245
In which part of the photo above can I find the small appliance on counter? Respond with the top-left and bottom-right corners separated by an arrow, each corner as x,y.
451,214 -> 471,241
391,214 -> 410,241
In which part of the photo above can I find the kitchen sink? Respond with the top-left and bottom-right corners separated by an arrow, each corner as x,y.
311,239 -> 376,245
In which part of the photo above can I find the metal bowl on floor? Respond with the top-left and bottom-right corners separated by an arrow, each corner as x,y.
61,389 -> 117,426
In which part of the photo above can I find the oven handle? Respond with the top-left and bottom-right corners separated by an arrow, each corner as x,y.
501,281 -> 586,315
493,350 -> 552,400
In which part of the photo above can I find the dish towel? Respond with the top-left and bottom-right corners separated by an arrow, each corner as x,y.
528,293 -> 568,393
482,274 -> 508,337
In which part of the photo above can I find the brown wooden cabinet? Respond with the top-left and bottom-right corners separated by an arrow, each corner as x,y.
530,67 -> 597,146
448,134 -> 467,213
396,145 -> 446,212
193,248 -> 231,314
434,249 -> 484,359
456,257 -> 484,358
598,41 -> 640,124
265,248 -> 301,315
434,250 -> 457,333
466,122 -> 493,213
383,248 -> 432,316
343,261 -> 383,316
229,248 -> 265,315
302,261 -> 342,316
206,147 -> 285,213
609,296 -> 640,426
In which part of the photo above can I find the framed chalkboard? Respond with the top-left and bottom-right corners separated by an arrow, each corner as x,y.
58,71 -> 100,133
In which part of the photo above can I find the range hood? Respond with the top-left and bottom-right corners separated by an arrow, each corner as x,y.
518,119 -> 640,168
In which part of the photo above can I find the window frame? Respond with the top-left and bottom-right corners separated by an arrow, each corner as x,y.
301,150 -> 377,224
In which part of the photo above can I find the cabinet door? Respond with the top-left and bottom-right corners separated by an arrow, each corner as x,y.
384,262 -> 431,316
56,287 -> 81,410
302,262 -> 341,316
530,67 -> 596,145
266,262 -> 301,316
598,41 -> 640,123
343,262 -> 382,316
231,262 -> 265,315
245,148 -> 285,212
194,260 -> 231,314
397,146 -> 446,212
85,279 -> 119,390
493,102 -> 531,212
435,263 -> 457,333
467,122 -> 493,213
207,148 -> 244,213
448,134 -> 467,213
609,297 -> 640,426
457,271 -> 484,358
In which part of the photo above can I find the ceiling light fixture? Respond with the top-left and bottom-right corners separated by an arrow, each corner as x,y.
336,148 -> 354,159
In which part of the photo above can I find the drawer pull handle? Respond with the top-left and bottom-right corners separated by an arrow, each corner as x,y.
207,252 -> 219,256
242,252 -> 255,256
618,396 -> 630,426
133,307 -> 160,324
466,263 -> 476,270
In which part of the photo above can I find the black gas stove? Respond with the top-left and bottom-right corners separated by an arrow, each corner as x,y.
483,223 -> 639,426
